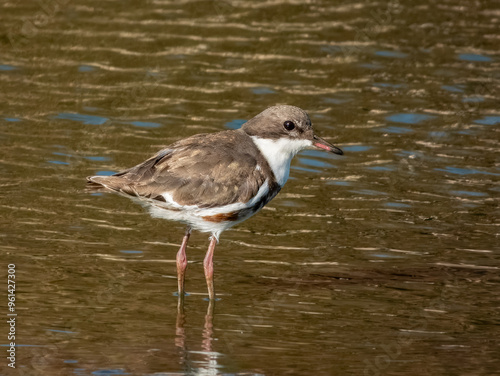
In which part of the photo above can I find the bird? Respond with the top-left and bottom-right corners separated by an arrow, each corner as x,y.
86,105 -> 343,300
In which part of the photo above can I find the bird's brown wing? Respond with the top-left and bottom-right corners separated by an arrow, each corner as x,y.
87,130 -> 273,208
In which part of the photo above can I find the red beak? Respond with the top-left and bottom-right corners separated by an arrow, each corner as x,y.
313,135 -> 343,155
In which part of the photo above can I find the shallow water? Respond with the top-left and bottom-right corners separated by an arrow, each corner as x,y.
1,0 -> 499,375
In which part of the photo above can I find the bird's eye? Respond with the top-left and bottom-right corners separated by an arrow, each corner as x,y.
283,120 -> 295,131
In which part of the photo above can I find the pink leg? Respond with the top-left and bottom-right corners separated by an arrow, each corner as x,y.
176,227 -> 191,298
203,236 -> 217,300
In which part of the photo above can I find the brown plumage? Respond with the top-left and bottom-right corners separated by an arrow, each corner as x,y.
87,129 -> 280,208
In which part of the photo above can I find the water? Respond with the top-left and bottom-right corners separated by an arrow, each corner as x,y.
1,0 -> 499,375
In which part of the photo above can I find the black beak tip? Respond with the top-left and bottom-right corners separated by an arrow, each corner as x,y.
313,138 -> 344,156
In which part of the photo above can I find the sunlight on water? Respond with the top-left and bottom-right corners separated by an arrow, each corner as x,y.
0,0 -> 499,375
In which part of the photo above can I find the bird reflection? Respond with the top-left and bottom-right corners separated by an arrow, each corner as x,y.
175,298 -> 220,375
202,300 -> 215,353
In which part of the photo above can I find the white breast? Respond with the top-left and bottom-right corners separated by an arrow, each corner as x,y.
250,136 -> 312,186
145,180 -> 273,240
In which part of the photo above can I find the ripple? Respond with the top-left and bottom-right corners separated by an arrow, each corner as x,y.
441,85 -> 465,93
91,369 -> 130,376
450,190 -> 488,197
46,329 -> 78,334
377,126 -> 413,134
436,262 -> 499,270
386,113 -> 436,124
349,189 -> 388,196
462,96 -> 484,103
94,170 -> 117,176
374,50 -> 408,58
473,116 -> 500,125
359,63 -> 384,69
384,202 -> 411,208
373,83 -> 405,89
251,87 -> 276,94
128,121 -> 162,128
84,156 -> 111,162
292,165 -> 322,174
55,113 -> 109,125
297,157 -> 332,169
328,181 -> 352,186
0,64 -> 18,71
78,65 -> 97,72
48,160 -> 70,165
322,97 -> 352,104
368,166 -> 395,172
435,167 -> 500,176
342,145 -> 372,152
371,253 -> 404,259
458,53 -> 493,62
428,131 -> 448,138
224,119 -> 246,129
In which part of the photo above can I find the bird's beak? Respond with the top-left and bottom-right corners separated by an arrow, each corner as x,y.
312,135 -> 343,155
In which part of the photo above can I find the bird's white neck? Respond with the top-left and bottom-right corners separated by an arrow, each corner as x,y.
251,136 -> 312,186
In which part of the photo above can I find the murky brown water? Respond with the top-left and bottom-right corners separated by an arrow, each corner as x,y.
1,0 -> 499,375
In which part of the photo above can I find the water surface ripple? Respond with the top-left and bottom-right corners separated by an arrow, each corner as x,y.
1,0 -> 499,375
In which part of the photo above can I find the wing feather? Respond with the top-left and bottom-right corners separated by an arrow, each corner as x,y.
87,130 -> 270,208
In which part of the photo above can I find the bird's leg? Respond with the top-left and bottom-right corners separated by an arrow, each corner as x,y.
203,236 -> 217,300
176,227 -> 191,299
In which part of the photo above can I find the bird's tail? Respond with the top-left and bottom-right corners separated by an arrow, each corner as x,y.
86,176 -> 122,192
